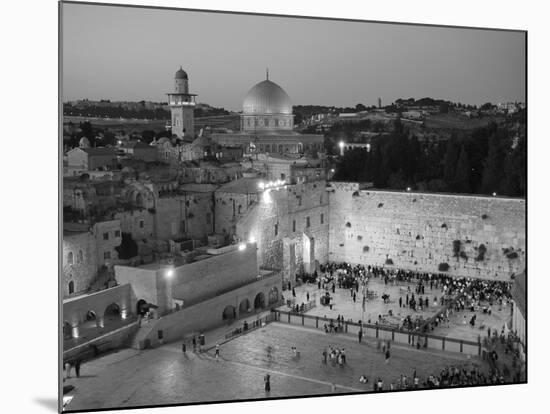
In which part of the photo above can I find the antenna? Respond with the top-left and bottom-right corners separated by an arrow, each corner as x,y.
266,67 -> 269,80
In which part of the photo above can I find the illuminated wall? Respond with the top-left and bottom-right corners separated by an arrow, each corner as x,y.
328,182 -> 525,280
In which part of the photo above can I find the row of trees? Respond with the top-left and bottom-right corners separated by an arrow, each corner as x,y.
333,117 -> 526,197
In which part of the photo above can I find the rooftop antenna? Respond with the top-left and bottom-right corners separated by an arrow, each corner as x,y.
266,67 -> 269,80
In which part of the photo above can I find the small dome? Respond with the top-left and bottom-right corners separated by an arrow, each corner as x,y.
79,137 -> 91,148
175,67 -> 188,80
243,79 -> 292,115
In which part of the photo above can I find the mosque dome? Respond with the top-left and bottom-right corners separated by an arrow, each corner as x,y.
243,79 -> 292,115
175,67 -> 188,80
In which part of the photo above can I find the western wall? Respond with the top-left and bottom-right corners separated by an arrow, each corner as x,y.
328,182 -> 525,281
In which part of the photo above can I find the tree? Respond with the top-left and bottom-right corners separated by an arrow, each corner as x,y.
481,131 -> 506,194
115,233 -> 138,260
453,145 -> 471,193
443,138 -> 460,185
355,103 -> 367,112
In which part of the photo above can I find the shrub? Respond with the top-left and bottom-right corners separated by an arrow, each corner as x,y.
452,240 -> 461,257
506,251 -> 519,259
339,243 -> 344,247
475,244 -> 487,261
385,258 -> 394,265
377,203 -> 384,208
363,246 -> 369,253
357,235 -> 363,241
441,223 -> 447,229
412,198 -> 417,202
346,222 -> 351,228
416,235 -> 421,240
352,191 -> 359,197
459,251 -> 468,260
481,214 -> 488,220
438,262 -> 450,271
187,212 -> 195,219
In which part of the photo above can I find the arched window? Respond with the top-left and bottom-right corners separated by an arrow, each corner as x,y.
77,250 -> 83,263
67,252 -> 73,265
68,280 -> 74,295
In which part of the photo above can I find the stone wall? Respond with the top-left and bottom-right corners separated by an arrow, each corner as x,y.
235,181 -> 330,279
155,193 -> 213,241
328,183 -> 525,280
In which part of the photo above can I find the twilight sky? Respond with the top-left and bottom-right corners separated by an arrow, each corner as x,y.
62,2 -> 526,110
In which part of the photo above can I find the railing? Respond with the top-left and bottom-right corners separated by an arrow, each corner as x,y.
274,310 -> 482,356
224,313 -> 278,340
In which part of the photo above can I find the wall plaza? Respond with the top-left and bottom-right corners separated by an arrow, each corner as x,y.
62,68 -> 526,404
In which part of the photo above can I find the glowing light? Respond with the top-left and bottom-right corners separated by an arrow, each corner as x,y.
258,182 -> 265,190
492,192 -> 497,197
330,169 -> 335,173
248,236 -> 256,244
166,268 -> 174,278
121,309 -> 128,320
407,187 -> 411,192
339,141 -> 345,148
263,189 -> 271,203
238,243 -> 246,251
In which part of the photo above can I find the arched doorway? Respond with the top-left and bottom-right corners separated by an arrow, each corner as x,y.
222,305 -> 236,322
239,298 -> 251,314
136,299 -> 148,316
268,287 -> 279,305
104,303 -> 121,324
81,310 -> 98,329
254,292 -> 266,310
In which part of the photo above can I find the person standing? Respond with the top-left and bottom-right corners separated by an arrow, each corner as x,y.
182,342 -> 186,353
385,349 -> 391,364
264,374 -> 271,392
322,348 -> 327,364
74,359 -> 81,378
192,336 -> 197,352
358,329 -> 363,343
215,343 -> 220,361
399,297 -> 402,308
65,361 -> 72,379
306,292 -> 310,302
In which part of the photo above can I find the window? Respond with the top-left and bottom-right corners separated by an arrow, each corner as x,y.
68,280 -> 74,295
103,232 -> 109,240
104,251 -> 111,260
139,220 -> 144,229
274,223 -> 278,236
67,252 -> 73,265
298,196 -> 302,207
115,230 -> 121,237
306,216 -> 311,228
321,213 -> 324,224
292,220 -> 296,233
77,250 -> 83,264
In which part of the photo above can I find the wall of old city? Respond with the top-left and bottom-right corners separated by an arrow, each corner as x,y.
214,191 -> 260,238
170,244 -> 259,306
133,274 -> 281,348
236,181 -> 329,279
328,183 -> 526,280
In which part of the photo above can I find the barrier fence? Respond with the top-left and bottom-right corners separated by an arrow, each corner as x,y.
274,310 -> 482,356
224,312 -> 278,340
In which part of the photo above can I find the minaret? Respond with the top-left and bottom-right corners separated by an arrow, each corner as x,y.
167,66 -> 197,139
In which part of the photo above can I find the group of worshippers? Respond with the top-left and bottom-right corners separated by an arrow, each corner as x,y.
322,345 -> 347,366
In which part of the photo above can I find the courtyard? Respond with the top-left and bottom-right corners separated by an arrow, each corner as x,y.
288,277 -> 511,342
64,322 -> 487,411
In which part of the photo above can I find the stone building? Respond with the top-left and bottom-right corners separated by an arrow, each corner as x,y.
92,220 -> 122,268
511,271 -> 526,359
67,147 -> 118,172
63,229 -> 98,298
167,67 -> 197,139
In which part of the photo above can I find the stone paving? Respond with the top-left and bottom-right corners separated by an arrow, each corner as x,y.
64,322 -> 485,411
288,278 -> 511,342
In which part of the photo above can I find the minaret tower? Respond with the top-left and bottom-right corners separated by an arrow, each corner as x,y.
167,66 -> 197,139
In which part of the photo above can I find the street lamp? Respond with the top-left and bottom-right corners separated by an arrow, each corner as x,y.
339,141 -> 345,156
492,192 -> 497,197
165,268 -> 174,278
238,243 -> 246,251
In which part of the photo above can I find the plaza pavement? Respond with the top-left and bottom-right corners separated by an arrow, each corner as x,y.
64,321 -> 485,411
288,278 -> 511,342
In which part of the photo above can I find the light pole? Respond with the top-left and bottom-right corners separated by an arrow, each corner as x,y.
339,141 -> 345,156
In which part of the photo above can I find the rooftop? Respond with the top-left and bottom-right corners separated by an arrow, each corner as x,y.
216,177 -> 264,195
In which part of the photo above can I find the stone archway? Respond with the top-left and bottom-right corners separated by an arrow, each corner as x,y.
104,302 -> 122,324
239,298 -> 251,314
222,305 -> 236,321
254,292 -> 266,310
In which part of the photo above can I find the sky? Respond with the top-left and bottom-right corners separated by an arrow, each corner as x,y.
62,2 -> 526,110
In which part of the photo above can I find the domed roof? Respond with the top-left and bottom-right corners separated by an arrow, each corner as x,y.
79,137 -> 90,148
175,67 -> 188,80
243,79 -> 292,115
